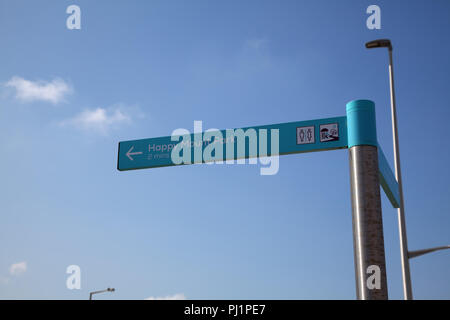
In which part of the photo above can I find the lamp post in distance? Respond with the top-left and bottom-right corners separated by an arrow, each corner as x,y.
89,287 -> 115,300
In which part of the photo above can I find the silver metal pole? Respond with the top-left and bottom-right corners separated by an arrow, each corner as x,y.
349,145 -> 388,300
388,49 -> 413,300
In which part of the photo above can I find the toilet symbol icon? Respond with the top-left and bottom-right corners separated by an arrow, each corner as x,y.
299,130 -> 305,142
307,128 -> 313,142
297,126 -> 315,145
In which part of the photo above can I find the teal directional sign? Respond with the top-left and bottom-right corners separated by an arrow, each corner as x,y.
118,113 -> 400,209
118,116 -> 348,171
378,146 -> 400,208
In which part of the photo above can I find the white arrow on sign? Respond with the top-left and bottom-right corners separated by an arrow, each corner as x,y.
126,146 -> 143,161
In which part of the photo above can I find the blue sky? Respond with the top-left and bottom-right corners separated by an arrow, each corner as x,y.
0,0 -> 449,299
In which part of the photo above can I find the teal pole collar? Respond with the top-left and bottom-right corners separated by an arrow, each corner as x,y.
346,99 -> 377,148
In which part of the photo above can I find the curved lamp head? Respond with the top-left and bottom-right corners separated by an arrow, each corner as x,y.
365,39 -> 392,50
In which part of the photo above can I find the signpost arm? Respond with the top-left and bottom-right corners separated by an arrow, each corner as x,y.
347,100 -> 388,300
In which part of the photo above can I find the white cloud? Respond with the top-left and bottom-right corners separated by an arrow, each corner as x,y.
145,293 -> 186,300
5,76 -> 72,104
60,106 -> 133,134
9,262 -> 27,276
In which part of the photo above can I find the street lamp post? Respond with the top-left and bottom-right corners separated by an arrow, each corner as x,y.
89,287 -> 115,300
365,39 -> 413,300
